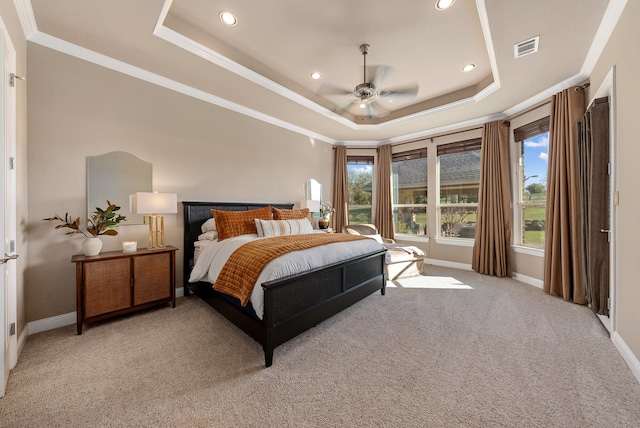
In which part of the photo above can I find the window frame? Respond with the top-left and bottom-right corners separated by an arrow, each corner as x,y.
346,155 -> 375,226
513,116 -> 550,253
436,138 -> 482,241
391,148 -> 428,238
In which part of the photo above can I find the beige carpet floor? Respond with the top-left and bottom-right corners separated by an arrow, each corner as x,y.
1,265 -> 639,427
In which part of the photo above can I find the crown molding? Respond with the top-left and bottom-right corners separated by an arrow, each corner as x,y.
13,0 -> 37,38
581,0 -> 628,75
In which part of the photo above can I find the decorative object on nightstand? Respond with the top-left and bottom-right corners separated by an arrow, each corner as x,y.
319,202 -> 335,230
72,245 -> 177,334
44,201 -> 127,256
131,192 -> 177,249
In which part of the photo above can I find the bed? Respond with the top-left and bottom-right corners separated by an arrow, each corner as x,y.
182,201 -> 387,367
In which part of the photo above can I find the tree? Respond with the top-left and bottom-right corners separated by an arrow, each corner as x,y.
348,169 -> 372,205
525,182 -> 546,200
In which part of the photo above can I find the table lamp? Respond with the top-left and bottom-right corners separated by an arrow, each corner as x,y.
131,192 -> 177,249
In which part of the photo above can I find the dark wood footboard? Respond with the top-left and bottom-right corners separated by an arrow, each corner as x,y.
183,201 -> 386,367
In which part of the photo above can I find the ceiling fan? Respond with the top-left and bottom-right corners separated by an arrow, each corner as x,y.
320,44 -> 419,119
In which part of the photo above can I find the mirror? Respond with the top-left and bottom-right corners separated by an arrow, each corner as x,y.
304,179 -> 322,202
87,152 -> 152,225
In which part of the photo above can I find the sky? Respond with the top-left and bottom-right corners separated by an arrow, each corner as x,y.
523,132 -> 549,186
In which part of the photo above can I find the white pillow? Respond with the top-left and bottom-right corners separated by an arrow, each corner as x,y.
198,231 -> 218,241
254,218 -> 313,238
201,218 -> 216,233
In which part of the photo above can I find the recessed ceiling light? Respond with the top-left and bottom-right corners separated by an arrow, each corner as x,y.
219,11 -> 237,26
435,0 -> 455,10
462,63 -> 476,72
310,72 -> 322,80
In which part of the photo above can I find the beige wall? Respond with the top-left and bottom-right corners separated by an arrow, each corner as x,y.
26,44 -> 334,321
0,3 -> 28,340
590,0 -> 640,361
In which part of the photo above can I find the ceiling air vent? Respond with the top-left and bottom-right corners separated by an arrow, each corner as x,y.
514,36 -> 539,58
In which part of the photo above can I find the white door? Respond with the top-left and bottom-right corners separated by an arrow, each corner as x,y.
0,18 -> 18,398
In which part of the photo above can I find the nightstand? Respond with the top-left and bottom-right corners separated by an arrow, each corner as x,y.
72,245 -> 177,334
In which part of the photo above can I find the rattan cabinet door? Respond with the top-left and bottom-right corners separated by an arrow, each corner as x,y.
84,257 -> 131,318
133,252 -> 171,306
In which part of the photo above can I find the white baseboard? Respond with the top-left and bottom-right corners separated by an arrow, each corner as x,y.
612,331 -> 640,384
512,272 -> 544,289
27,288 -> 186,336
27,311 -> 76,335
426,258 -> 472,271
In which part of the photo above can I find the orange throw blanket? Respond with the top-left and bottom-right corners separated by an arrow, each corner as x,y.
214,233 -> 368,306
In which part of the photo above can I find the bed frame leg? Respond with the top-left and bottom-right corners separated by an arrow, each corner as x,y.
264,347 -> 274,367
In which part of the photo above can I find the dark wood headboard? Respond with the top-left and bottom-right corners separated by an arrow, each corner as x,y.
182,201 -> 294,288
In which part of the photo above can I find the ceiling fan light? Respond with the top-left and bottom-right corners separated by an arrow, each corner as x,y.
219,11 -> 238,26
359,102 -> 367,109
435,0 -> 455,10
462,63 -> 476,72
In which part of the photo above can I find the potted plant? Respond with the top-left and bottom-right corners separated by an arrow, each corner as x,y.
45,201 -> 127,256
319,202 -> 335,230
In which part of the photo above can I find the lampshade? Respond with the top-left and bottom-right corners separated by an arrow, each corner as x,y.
132,192 -> 177,214
299,199 -> 320,213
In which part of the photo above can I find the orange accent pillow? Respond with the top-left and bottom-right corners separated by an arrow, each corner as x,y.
272,207 -> 310,220
211,206 -> 273,241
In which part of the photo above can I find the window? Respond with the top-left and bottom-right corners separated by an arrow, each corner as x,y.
392,149 -> 428,236
438,139 -> 481,239
347,156 -> 374,224
514,117 -> 549,249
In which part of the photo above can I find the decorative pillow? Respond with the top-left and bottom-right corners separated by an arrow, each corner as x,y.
254,218 -> 314,238
201,218 -> 217,233
198,231 -> 218,241
272,207 -> 310,220
211,206 -> 273,241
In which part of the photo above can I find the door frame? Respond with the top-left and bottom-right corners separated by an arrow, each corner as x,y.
0,14 -> 17,398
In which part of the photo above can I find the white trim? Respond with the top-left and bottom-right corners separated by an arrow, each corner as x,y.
175,287 -> 184,298
580,0 -> 628,76
425,258 -> 473,271
512,272 -> 544,289
512,245 -> 544,257
12,0 -> 37,38
612,331 -> 640,384
27,311 -> 76,335
434,237 -> 475,247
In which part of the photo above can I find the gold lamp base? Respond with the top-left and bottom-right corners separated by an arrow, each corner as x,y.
144,214 -> 166,249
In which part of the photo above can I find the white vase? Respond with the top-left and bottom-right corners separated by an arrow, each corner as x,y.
82,237 -> 102,256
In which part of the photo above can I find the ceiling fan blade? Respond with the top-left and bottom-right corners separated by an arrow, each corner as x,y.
379,83 -> 419,100
334,98 -> 357,113
318,83 -> 353,96
365,101 -> 389,119
371,65 -> 393,88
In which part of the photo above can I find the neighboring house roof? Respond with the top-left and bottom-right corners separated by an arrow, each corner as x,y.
362,151 -> 481,191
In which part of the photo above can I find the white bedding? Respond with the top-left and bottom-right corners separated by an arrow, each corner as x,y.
189,232 -> 385,320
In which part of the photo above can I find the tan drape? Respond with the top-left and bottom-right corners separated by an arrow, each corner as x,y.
472,121 -> 512,277
375,144 -> 394,240
578,98 -> 610,314
332,146 -> 348,233
543,87 -> 585,303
